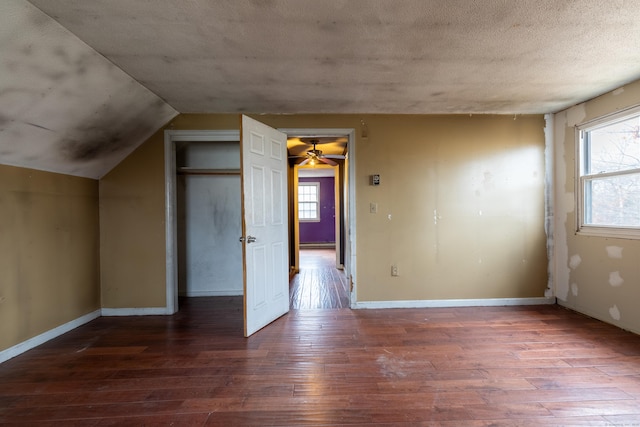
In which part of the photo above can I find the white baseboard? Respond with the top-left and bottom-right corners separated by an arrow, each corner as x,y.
0,309 -> 101,364
300,243 -> 336,249
556,301 -> 640,336
178,290 -> 243,297
101,307 -> 173,316
352,297 -> 556,309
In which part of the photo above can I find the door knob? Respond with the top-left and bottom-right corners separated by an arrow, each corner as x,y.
239,235 -> 257,243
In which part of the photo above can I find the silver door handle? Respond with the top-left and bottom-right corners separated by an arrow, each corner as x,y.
239,235 -> 257,243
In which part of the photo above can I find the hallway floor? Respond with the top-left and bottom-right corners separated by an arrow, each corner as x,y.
289,248 -> 349,309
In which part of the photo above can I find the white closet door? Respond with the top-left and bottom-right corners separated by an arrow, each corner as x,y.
184,174 -> 242,296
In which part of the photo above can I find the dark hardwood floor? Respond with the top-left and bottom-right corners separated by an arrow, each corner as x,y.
289,249 -> 349,310
2,284 -> 640,424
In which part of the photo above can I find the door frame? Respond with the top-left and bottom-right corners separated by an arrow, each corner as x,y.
293,164 -> 340,271
164,129 -> 240,314
279,128 -> 357,306
164,127 -> 358,313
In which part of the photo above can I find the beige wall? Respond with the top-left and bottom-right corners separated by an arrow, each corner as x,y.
100,113 -> 547,308
554,80 -> 640,334
100,128 -> 168,309
0,165 -> 99,351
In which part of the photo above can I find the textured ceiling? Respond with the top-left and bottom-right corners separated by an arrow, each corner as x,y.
4,1 -> 640,179
0,0 -> 177,179
26,0 -> 640,114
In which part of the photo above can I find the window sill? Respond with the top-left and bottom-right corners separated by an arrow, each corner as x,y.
577,226 -> 640,240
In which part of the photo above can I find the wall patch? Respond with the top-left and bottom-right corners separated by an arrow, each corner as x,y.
609,271 -> 624,287
609,305 -> 621,321
569,254 -> 582,269
605,246 -> 623,259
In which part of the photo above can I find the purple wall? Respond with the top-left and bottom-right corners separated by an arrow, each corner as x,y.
299,177 -> 335,244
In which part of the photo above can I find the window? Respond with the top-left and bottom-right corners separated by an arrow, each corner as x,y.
298,182 -> 320,222
577,106 -> 640,238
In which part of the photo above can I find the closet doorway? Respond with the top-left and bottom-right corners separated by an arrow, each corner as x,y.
176,140 -> 242,298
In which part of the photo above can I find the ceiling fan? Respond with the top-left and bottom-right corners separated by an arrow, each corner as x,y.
289,138 -> 346,167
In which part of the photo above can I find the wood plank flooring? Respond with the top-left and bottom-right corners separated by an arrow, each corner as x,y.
2,298 -> 640,425
289,249 -> 349,310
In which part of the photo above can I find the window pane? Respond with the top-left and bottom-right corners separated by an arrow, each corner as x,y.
587,116 -> 640,174
585,173 -> 640,226
297,182 -> 320,221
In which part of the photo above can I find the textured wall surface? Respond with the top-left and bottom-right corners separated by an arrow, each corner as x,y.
554,80 -> 640,334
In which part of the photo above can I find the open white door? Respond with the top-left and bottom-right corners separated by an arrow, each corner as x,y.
240,115 -> 289,337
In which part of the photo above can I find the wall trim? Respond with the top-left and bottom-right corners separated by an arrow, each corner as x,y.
300,243 -> 336,249
179,291 -> 242,297
557,301 -> 640,337
352,297 -> 557,309
164,129 -> 241,316
0,309 -> 101,364
101,307 -> 172,316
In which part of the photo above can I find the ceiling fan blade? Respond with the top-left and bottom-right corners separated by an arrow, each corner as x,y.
322,154 -> 346,159
298,158 -> 311,166
318,157 -> 338,166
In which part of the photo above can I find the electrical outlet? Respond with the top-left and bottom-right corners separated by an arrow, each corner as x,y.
391,264 -> 398,276
370,202 -> 378,213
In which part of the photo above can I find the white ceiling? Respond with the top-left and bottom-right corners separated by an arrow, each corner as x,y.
3,1 -> 640,178
27,0 -> 640,115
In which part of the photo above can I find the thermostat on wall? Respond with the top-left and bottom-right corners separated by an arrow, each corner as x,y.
371,174 -> 380,186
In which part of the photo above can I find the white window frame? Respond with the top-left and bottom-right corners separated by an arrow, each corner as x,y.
576,104 -> 640,239
298,182 -> 321,222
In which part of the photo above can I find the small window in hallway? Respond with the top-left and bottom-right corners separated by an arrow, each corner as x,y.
298,182 -> 320,222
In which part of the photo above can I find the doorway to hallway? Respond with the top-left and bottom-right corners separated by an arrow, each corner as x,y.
289,248 -> 349,309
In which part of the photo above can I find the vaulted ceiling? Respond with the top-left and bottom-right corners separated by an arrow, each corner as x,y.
3,0 -> 640,178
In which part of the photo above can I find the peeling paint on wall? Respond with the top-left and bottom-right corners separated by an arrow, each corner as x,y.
571,282 -> 578,296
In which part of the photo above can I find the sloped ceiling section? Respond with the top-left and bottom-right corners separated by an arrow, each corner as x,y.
0,0 -> 177,179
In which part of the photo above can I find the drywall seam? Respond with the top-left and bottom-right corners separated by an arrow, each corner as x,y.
553,111 -> 570,301
0,309 -> 101,364
554,104 -> 587,302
